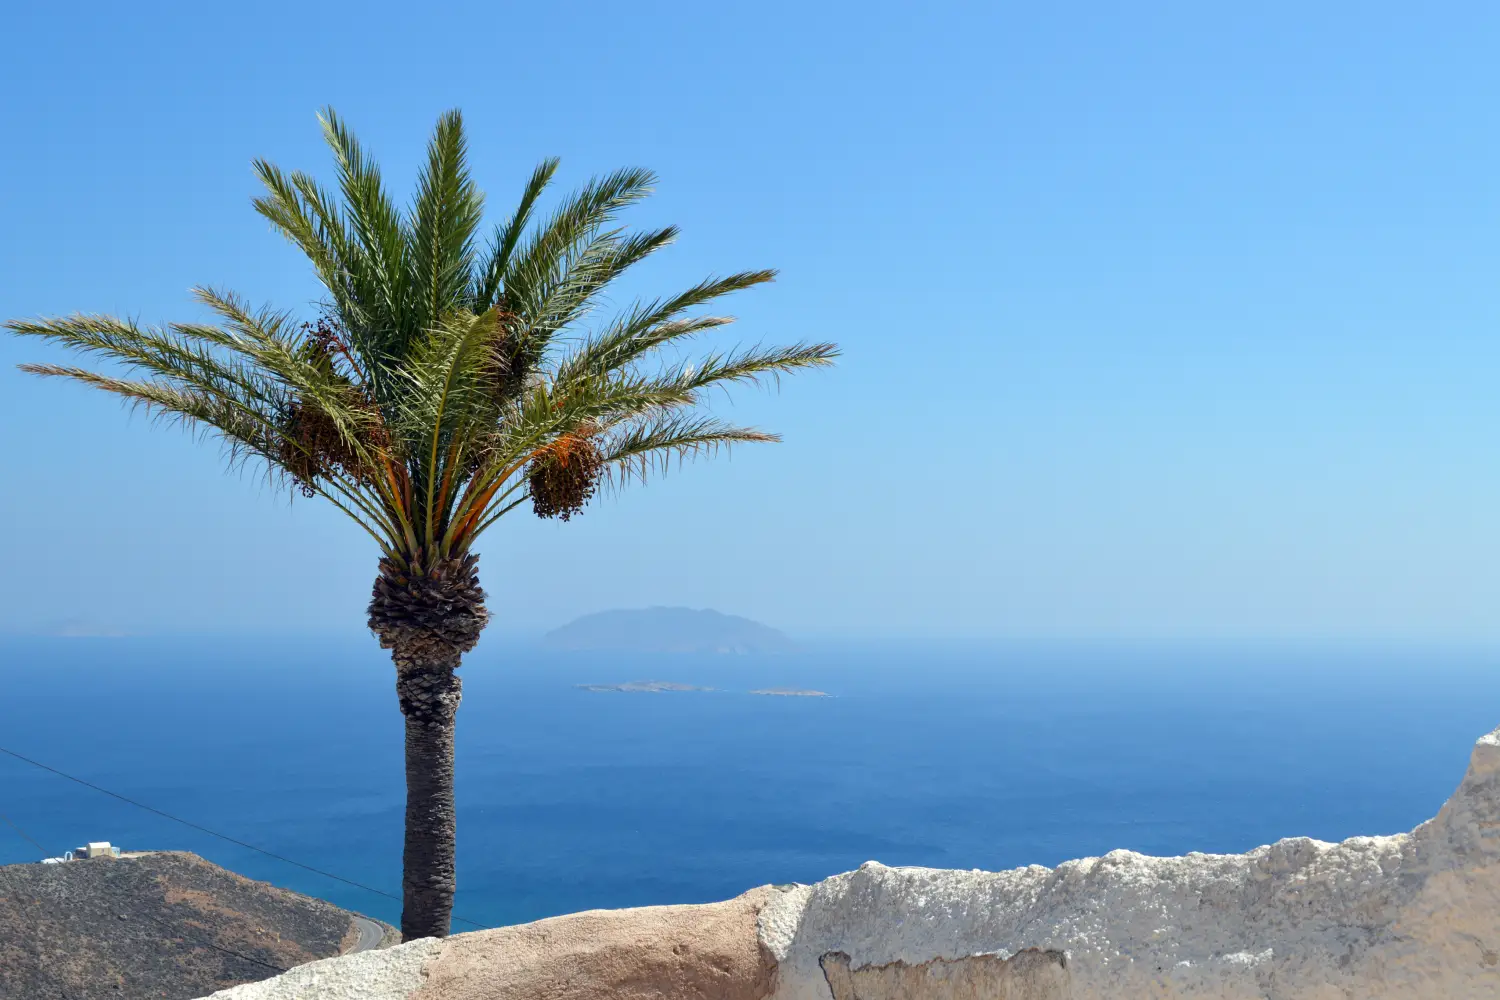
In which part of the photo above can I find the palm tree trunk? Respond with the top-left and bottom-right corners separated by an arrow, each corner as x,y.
368,552 -> 488,942
395,651 -> 463,940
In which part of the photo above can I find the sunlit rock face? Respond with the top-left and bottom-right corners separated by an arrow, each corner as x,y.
761,727 -> 1500,1000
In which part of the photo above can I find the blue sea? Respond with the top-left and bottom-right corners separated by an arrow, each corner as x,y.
2,637 -> 1498,931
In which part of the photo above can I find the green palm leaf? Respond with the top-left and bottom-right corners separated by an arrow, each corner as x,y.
8,109 -> 837,564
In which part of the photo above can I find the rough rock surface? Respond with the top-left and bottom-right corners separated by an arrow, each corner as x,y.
201,939 -> 443,1000
199,725 -> 1500,1000
412,887 -> 775,1000
818,947 -> 1070,999
204,887 -> 775,1000
761,726 -> 1500,999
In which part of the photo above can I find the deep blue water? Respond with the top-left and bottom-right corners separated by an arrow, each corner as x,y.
2,637 -> 1497,930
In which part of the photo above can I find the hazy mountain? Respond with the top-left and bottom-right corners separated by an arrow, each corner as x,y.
542,607 -> 796,654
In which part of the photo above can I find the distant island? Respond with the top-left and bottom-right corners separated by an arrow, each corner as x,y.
543,607 -> 797,654
751,688 -> 829,697
576,681 -> 714,693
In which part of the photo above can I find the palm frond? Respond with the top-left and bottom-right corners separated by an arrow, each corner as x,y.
554,269 -> 776,385
654,341 -> 841,395
10,363 -> 408,541
6,314 -> 283,411
446,370 -> 705,537
499,167 -> 657,328
25,363 -> 397,548
318,107 -> 410,350
409,110 -> 484,332
252,161 -> 357,316
252,162 -> 399,402
192,291 -> 366,414
9,108 -> 837,565
599,411 -> 779,485
17,362 -> 275,454
387,309 -> 507,543
474,158 -> 558,311
512,224 -> 679,360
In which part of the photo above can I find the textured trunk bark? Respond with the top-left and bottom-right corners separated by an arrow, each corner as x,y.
368,552 -> 488,942
395,648 -> 463,941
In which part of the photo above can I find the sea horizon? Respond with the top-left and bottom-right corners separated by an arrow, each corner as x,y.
5,635 -> 1497,930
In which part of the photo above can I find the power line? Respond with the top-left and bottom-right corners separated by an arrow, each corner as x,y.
0,810 -> 49,857
0,745 -> 488,931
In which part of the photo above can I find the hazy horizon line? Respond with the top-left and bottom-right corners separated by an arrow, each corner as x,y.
7,626 -> 1500,648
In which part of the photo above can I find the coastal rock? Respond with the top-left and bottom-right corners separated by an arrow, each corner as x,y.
201,940 -> 441,1000
204,889 -> 774,1000
411,888 -> 775,1000
817,947 -> 1069,999
201,725 -> 1500,1000
763,725 -> 1500,999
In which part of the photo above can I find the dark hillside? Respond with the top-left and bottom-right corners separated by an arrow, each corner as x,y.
0,851 -> 393,999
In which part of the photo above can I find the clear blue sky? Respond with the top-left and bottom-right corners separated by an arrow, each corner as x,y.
2,2 -> 1498,639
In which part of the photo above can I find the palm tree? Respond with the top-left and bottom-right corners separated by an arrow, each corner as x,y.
5,109 -> 836,941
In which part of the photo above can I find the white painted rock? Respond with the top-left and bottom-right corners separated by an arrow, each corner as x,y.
762,725 -> 1500,999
